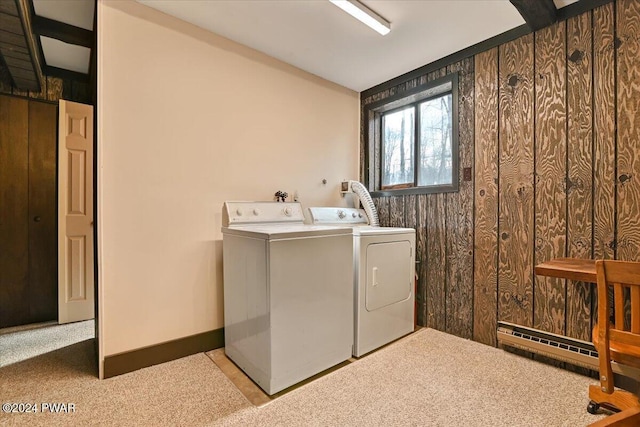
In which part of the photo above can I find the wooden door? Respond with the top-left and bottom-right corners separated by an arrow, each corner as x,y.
29,101 -> 58,322
58,100 -> 94,324
0,95 -> 57,328
0,96 -> 29,328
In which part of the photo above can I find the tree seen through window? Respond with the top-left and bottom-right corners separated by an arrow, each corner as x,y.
381,93 -> 452,189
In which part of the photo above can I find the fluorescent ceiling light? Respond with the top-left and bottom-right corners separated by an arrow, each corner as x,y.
329,0 -> 391,36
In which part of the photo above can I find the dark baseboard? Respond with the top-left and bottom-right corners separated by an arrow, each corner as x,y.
103,328 -> 224,379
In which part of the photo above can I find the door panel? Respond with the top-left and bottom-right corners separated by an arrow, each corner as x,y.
0,96 -> 29,328
28,101 -> 58,322
58,100 -> 94,324
365,240 -> 412,311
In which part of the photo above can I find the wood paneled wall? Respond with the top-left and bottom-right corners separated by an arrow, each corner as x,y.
0,62 -> 91,104
368,58 -> 475,339
361,0 -> 640,346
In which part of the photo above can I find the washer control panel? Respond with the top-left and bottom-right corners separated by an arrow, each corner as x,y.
223,202 -> 304,226
308,207 -> 368,225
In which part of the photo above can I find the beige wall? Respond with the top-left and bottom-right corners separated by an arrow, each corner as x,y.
97,0 -> 359,376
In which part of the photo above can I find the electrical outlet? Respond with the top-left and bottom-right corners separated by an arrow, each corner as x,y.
463,167 -> 472,181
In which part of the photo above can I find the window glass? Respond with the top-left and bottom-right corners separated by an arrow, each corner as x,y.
382,107 -> 414,188
418,94 -> 453,186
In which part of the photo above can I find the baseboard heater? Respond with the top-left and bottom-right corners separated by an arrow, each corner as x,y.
497,321 -> 640,378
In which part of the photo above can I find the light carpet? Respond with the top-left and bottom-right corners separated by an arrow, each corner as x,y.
211,328 -> 606,426
0,340 -> 248,426
0,320 -> 95,368
0,328 -> 607,426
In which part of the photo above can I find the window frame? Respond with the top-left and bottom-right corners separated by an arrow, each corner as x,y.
363,73 -> 459,197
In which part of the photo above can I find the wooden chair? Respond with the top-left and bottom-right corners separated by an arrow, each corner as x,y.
589,406 -> 640,427
588,260 -> 640,423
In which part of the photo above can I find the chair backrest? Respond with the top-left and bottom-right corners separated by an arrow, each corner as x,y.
595,260 -> 640,393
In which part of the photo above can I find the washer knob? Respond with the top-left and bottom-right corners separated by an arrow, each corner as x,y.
284,207 -> 292,216
338,210 -> 346,219
236,208 -> 243,216
253,208 -> 260,216
358,213 -> 363,218
352,212 -> 357,218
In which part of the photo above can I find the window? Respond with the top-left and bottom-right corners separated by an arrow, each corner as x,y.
382,107 -> 415,188
365,74 -> 458,196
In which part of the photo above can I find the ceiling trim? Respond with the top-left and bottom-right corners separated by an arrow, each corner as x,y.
509,0 -> 558,32
32,14 -> 93,48
556,0 -> 612,20
44,64 -> 89,82
361,0 -> 613,98
360,24 -> 529,100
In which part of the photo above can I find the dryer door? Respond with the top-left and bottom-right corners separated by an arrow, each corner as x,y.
365,240 -> 412,311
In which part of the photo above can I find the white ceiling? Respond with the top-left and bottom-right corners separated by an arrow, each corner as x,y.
26,0 -> 582,84
33,0 -> 95,30
136,0 -> 580,92
40,36 -> 91,73
32,0 -> 94,75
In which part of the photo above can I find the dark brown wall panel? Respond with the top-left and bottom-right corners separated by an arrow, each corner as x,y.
533,22 -> 567,335
374,197 -> 389,227
416,195 -> 428,326
426,193 -> 446,330
444,58 -> 474,339
28,101 -> 58,322
404,195 -> 417,230
0,95 -> 29,327
360,103 -> 367,183
566,12 -> 594,341
617,0 -> 640,262
593,2 -> 616,261
389,196 -> 404,228
473,48 -> 499,346
423,67 -> 449,331
498,34 -> 535,327
403,194 -> 418,324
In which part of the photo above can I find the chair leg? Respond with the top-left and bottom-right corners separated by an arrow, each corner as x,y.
589,384 -> 640,413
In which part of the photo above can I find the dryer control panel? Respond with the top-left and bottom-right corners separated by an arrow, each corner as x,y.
223,201 -> 304,226
308,207 -> 369,225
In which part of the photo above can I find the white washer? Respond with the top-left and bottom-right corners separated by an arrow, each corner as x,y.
221,201 -> 354,395
308,207 -> 415,357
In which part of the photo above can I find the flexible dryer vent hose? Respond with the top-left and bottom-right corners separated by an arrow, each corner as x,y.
349,181 -> 379,227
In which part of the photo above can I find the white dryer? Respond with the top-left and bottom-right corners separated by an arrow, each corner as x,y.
222,201 -> 354,395
308,207 -> 415,357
